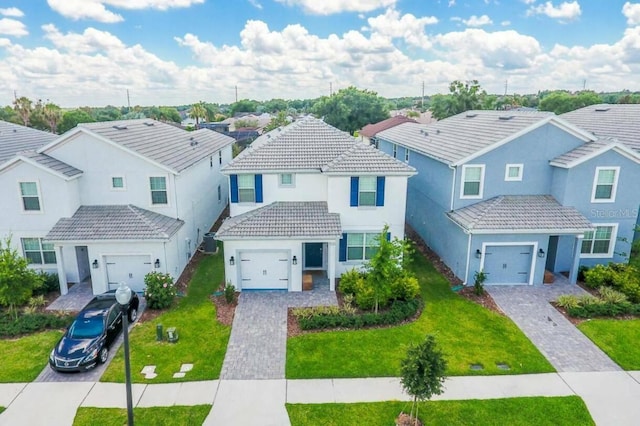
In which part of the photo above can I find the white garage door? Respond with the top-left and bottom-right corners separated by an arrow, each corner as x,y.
105,255 -> 152,292
239,251 -> 289,290
483,245 -> 533,284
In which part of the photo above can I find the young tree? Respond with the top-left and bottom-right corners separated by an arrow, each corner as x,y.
13,96 -> 33,126
263,111 -> 290,132
189,102 -> 207,127
43,103 -> 62,134
400,334 -> 448,425
0,238 -> 44,319
430,80 -> 487,120
312,86 -> 389,135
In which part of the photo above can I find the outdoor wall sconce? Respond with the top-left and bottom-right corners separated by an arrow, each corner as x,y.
292,255 -> 298,265
154,258 -> 160,268
475,249 -> 482,259
92,259 -> 99,269
229,256 -> 235,265
538,249 -> 545,258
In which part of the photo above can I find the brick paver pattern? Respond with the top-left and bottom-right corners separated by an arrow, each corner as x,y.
487,279 -> 621,373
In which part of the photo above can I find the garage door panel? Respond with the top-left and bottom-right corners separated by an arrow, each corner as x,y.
239,251 -> 289,290
483,245 -> 532,284
106,255 -> 151,292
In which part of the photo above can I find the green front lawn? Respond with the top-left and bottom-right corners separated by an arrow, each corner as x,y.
74,405 -> 211,426
578,319 -> 640,370
287,250 -> 553,378
101,250 -> 230,383
0,330 -> 62,382
287,397 -> 594,426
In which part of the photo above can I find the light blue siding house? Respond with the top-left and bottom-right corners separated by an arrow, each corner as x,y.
377,106 -> 640,285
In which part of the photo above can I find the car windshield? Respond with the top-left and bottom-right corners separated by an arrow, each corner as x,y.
68,317 -> 104,339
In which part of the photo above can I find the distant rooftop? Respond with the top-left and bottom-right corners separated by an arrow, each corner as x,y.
360,115 -> 417,138
0,121 -> 57,164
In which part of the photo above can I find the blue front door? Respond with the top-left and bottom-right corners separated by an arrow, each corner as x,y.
304,243 -> 323,268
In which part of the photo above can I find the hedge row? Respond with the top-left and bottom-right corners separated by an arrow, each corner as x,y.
297,298 -> 422,330
0,313 -> 73,337
567,302 -> 640,319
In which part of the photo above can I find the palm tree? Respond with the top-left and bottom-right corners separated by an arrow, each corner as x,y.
189,102 -> 207,128
43,103 -> 62,134
13,96 -> 32,126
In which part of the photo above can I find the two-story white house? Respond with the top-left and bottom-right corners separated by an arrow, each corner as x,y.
215,117 -> 416,292
0,119 -> 234,295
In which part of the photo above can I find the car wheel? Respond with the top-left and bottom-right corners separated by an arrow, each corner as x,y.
99,347 -> 109,364
128,307 -> 138,323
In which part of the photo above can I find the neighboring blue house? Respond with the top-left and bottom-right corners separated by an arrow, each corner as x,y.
376,108 -> 640,285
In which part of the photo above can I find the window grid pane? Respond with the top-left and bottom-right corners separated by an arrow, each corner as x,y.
595,185 -> 613,199
582,226 -> 613,255
237,174 -> 254,188
508,166 -> 520,178
151,191 -> 168,204
581,240 -> 592,254
597,170 -> 615,184
22,238 -> 40,251
238,189 -> 255,203
347,247 -> 364,260
464,167 -> 481,181
347,233 -> 364,246
149,177 -> 166,190
280,174 -> 293,185
23,197 -> 41,211
20,182 -> 38,196
112,177 -> 124,188
592,241 -> 610,254
43,251 -> 57,264
463,182 -> 480,196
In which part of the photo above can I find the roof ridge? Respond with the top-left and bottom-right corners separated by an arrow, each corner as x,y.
127,205 -> 169,238
468,196 -> 504,229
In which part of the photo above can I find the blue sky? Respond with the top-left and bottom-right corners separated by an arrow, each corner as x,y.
0,1 -> 639,107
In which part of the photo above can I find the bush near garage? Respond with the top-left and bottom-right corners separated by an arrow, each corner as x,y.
583,263 -> 640,303
143,271 -> 177,310
555,287 -> 640,319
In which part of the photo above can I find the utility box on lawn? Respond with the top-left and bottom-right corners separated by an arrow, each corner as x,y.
166,327 -> 179,343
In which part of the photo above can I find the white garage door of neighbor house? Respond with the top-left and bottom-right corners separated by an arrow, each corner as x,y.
239,251 -> 289,290
106,255 -> 152,292
483,245 -> 532,284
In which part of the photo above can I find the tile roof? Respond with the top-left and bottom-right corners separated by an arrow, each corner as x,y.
322,142 -> 416,175
550,137 -> 640,167
45,205 -> 184,241
74,119 -> 235,173
360,115 -> 417,138
215,202 -> 341,239
447,195 -> 593,233
561,104 -> 640,152
221,116 -> 414,174
0,120 -> 56,164
377,110 -> 560,165
20,150 -> 83,177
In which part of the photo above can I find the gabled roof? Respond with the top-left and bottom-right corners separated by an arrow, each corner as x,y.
378,110 -> 594,166
322,142 -> 416,175
221,116 -> 414,175
17,151 -> 82,178
0,120 -> 57,164
360,115 -> 417,138
561,104 -> 640,152
215,202 -> 341,240
550,137 -> 640,168
447,195 -> 592,234
45,205 -> 184,241
41,119 -> 235,174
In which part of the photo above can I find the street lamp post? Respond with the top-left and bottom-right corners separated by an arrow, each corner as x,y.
115,282 -> 134,426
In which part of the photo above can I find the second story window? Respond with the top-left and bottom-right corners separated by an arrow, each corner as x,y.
238,174 -> 255,203
280,173 -> 294,186
591,167 -> 619,203
219,150 -> 222,165
19,182 -> 41,211
150,176 -> 168,205
350,176 -> 385,207
359,176 -> 377,206
392,144 -> 397,158
505,164 -> 523,181
217,184 -> 222,202
111,176 -> 125,189
404,149 -> 410,163
461,165 -> 485,199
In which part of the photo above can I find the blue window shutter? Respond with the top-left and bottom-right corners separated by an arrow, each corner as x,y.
230,174 -> 238,203
255,174 -> 263,203
386,232 -> 391,241
339,233 -> 347,262
376,176 -> 385,206
350,177 -> 359,207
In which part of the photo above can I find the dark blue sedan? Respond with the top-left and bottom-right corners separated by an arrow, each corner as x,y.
49,290 -> 139,372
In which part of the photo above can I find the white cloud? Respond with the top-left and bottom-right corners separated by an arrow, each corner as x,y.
522,0 -> 537,4
448,0 -> 456,6
623,2 -> 640,26
366,8 -> 437,48
501,20 -> 511,26
0,7 -> 24,17
463,15 -> 493,27
248,0 -> 263,9
0,18 -> 27,37
274,0 -> 396,15
527,1 -> 582,21
42,24 -> 125,53
47,0 -> 204,23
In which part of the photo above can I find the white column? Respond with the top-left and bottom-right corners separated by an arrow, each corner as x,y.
327,241 -> 336,291
55,246 -> 68,295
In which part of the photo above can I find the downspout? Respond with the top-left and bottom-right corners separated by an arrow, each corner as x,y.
173,173 -> 180,219
464,231 -> 471,285
449,165 -> 456,211
163,241 -> 168,274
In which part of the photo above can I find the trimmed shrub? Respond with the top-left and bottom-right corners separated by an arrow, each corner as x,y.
584,264 -> 615,289
556,294 -> 580,310
143,271 -> 177,310
567,301 -> 634,318
338,268 -> 364,296
0,312 -> 73,337
354,279 -> 376,311
33,272 -> 60,296
577,265 -> 589,283
598,286 -> 628,304
390,275 -> 420,301
224,282 -> 236,304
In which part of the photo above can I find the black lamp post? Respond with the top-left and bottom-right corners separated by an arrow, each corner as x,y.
115,282 -> 134,426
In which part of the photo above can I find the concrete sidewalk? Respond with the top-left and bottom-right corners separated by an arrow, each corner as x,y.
2,372 -> 639,425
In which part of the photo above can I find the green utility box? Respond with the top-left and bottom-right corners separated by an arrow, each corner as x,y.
166,327 -> 179,343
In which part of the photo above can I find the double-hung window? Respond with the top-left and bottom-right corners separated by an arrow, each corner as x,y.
150,177 -> 168,205
358,176 -> 377,206
392,144 -> 397,158
346,233 -> 379,261
461,165 -> 485,198
238,174 -> 255,203
581,225 -> 617,257
591,167 -> 619,202
19,182 -> 41,211
21,238 -> 56,264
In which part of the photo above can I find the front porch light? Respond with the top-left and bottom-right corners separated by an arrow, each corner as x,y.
154,258 -> 160,268
229,256 -> 235,265
475,249 -> 482,259
538,248 -> 545,258
292,255 -> 297,265
92,259 -> 99,269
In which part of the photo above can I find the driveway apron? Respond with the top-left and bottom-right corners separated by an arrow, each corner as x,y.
486,283 -> 621,372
